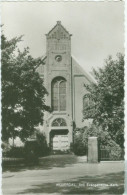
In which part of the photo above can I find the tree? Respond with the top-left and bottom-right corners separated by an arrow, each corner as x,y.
74,124 -> 122,160
2,34 -> 49,142
83,54 -> 124,148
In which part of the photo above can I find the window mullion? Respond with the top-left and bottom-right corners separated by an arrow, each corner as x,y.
52,79 -> 66,112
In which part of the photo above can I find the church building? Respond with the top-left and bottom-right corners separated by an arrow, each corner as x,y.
36,21 -> 93,151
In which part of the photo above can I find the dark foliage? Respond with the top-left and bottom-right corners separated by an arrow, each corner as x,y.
74,124 -> 122,159
36,131 -> 50,156
1,34 -> 49,142
24,141 -> 40,164
2,146 -> 25,158
83,54 -> 124,148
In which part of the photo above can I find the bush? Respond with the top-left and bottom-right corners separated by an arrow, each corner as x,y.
2,132 -> 50,160
36,131 -> 50,156
73,124 -> 123,159
24,132 -> 50,164
2,146 -> 25,158
24,141 -> 40,164
73,140 -> 87,156
100,139 -> 123,160
73,128 -> 87,156
2,142 -> 11,157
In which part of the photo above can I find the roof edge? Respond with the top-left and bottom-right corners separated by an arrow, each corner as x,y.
71,55 -> 96,83
46,21 -> 72,37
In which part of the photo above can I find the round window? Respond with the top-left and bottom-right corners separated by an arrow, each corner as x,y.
55,55 -> 62,62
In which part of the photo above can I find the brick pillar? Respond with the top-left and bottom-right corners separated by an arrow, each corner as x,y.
88,137 -> 98,163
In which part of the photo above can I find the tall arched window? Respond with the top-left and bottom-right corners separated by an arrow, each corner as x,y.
52,77 -> 66,111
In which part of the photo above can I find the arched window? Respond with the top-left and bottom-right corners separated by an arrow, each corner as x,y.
52,77 -> 66,111
52,118 -> 67,127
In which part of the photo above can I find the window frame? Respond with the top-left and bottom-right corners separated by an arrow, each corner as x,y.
51,77 -> 67,112
52,118 -> 67,127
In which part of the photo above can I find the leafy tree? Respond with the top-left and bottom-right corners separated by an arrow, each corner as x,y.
2,34 -> 49,142
74,124 -> 123,160
83,54 -> 124,148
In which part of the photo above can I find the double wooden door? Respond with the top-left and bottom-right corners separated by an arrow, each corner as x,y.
52,134 -> 69,151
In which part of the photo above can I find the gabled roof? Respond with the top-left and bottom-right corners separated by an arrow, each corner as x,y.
72,55 -> 96,83
46,21 -> 72,40
36,54 -> 96,83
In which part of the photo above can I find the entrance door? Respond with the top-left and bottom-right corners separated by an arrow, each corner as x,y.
52,134 -> 69,151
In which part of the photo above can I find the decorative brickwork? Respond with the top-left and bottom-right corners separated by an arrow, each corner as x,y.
37,22 -> 93,151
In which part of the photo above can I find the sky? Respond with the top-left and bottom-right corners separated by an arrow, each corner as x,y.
1,1 -> 124,73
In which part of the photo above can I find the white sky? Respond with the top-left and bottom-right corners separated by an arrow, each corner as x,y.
1,1 -> 124,72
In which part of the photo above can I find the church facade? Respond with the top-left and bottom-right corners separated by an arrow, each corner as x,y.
36,21 -> 93,151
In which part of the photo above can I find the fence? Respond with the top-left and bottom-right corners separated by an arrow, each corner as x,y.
99,148 -> 124,161
2,157 -> 24,166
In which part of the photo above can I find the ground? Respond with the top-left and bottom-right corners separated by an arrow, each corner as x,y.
2,155 -> 124,195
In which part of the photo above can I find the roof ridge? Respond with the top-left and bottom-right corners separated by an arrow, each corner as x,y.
46,21 -> 71,36
46,23 -> 58,36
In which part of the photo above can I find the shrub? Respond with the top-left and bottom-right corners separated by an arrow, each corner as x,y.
24,141 -> 39,164
73,140 -> 87,156
36,131 -> 50,156
2,132 -> 50,160
2,146 -> 25,158
73,124 -> 123,159
24,131 -> 49,162
2,142 -> 11,157
100,139 -> 123,160
73,128 -> 87,156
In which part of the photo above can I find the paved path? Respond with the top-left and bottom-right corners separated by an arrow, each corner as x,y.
2,155 -> 124,195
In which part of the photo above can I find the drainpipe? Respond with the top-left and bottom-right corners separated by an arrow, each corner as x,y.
71,57 -> 73,121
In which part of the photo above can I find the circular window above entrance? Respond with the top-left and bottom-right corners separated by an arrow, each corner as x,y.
52,118 -> 67,127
